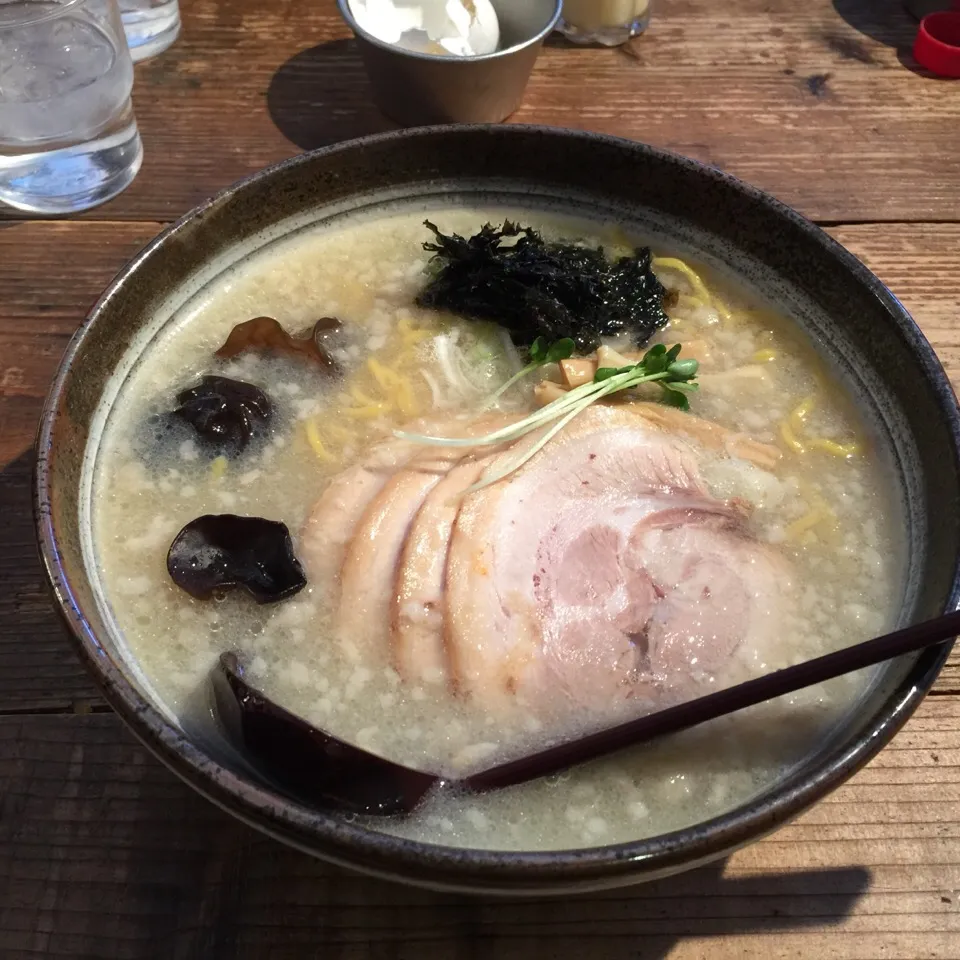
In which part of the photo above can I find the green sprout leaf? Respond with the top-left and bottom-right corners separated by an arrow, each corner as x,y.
667,358 -> 699,379
528,336 -> 549,365
403,344 -> 701,490
658,387 -> 691,410
487,337 -> 579,406
545,338 -> 575,364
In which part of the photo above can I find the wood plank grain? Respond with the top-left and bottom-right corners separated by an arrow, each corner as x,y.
0,223 -> 162,712
1,0 -> 955,225
2,1 -> 957,953
0,700 -> 958,959
1,220 -> 959,712
827,224 -> 960,383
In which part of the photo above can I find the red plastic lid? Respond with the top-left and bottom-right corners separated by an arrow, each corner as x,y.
914,7 -> 960,76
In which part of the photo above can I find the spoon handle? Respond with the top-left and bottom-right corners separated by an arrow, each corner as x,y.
464,610 -> 960,794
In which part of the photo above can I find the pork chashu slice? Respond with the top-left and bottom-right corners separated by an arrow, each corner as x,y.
299,437 -> 418,600
335,415 -> 518,670
444,404 -> 791,717
392,441 -> 518,688
299,415 -> 474,603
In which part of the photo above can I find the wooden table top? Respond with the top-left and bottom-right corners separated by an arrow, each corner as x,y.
2,0 -> 960,956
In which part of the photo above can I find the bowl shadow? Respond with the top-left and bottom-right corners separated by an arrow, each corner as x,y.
831,0 -> 956,78
182,829 -> 870,955
0,695 -> 874,957
832,0 -> 920,47
0,447 -> 101,712
266,38 -> 398,152
202,844 -> 872,958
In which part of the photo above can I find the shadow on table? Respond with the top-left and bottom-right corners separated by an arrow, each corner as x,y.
831,0 -> 955,78
25,743 -> 866,960
224,847 -> 872,958
0,447 -> 99,710
266,39 -> 398,151
134,809 -> 873,959
0,727 -> 873,960
230,847 -> 870,958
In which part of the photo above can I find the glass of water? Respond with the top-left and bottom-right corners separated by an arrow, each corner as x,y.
119,0 -> 179,62
0,0 -> 143,214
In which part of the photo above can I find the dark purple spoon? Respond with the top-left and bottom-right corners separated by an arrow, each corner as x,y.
211,653 -> 439,816
211,610 -> 960,816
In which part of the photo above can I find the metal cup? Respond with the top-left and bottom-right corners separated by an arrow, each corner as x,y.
337,0 -> 562,126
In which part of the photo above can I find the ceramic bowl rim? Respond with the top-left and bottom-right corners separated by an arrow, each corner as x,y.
34,124 -> 960,891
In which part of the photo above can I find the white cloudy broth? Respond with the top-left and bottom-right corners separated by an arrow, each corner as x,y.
91,206 -> 903,851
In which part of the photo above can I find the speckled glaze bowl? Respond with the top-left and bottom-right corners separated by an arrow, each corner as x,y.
35,126 -> 960,896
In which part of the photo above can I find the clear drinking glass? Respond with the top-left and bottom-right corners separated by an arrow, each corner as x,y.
0,0 -> 143,214
558,0 -> 652,45
119,0 -> 179,62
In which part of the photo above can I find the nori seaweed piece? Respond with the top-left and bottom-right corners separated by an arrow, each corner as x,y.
415,221 -> 670,353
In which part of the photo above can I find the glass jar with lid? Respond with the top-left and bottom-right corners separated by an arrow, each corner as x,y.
557,0 -> 652,46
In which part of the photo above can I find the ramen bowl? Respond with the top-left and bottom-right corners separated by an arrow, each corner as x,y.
35,125 -> 960,895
